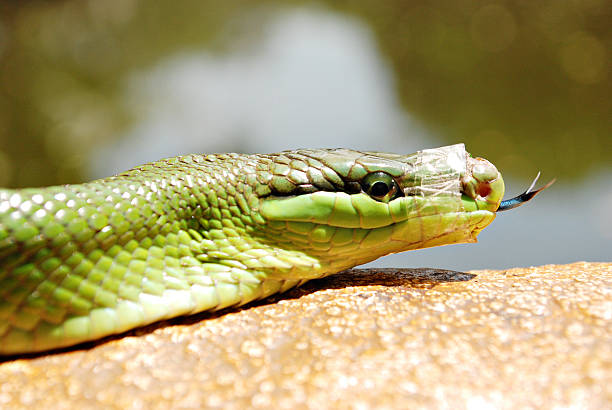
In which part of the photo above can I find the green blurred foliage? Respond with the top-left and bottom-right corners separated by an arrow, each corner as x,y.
0,0 -> 610,187
332,0 -> 611,181
0,0 -> 253,187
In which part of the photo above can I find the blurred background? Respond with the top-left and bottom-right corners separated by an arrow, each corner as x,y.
0,0 -> 609,270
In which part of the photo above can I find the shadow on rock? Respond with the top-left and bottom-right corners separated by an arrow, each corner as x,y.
309,267 -> 475,290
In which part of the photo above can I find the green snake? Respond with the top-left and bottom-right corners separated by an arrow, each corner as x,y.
0,144 -> 551,355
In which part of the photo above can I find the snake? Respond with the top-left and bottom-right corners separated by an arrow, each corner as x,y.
0,143 -> 552,355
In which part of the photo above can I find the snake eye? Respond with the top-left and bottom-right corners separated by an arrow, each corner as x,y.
361,172 -> 399,202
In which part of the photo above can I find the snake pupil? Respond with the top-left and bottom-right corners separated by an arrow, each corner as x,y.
371,181 -> 390,197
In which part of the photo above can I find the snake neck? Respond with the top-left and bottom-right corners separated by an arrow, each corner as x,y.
112,154 -> 341,280
102,154 -> 336,281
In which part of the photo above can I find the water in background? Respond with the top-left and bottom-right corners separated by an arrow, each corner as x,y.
0,4 -> 609,270
90,10 -> 434,177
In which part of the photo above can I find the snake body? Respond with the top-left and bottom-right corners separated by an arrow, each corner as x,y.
0,144 -> 505,354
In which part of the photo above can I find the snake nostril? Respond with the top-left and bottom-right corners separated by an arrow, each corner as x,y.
477,183 -> 492,198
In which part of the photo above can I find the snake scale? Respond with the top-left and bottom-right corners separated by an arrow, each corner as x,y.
0,144 -> 550,355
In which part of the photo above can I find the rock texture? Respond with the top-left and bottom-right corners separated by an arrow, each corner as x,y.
0,262 -> 610,409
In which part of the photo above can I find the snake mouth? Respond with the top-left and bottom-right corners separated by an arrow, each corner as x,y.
460,156 -> 505,213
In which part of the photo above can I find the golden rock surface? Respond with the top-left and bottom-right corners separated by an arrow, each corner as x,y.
0,262 -> 610,409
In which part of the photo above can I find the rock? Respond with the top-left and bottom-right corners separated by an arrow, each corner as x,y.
0,262 -> 610,409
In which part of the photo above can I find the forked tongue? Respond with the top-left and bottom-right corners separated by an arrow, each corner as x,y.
497,172 -> 555,212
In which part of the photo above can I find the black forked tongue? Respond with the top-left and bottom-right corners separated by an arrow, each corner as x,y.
497,172 -> 556,212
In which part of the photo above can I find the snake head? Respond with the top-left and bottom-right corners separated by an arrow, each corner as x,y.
255,144 -> 511,277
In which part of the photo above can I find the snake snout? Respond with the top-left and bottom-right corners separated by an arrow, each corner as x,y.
461,157 -> 505,212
